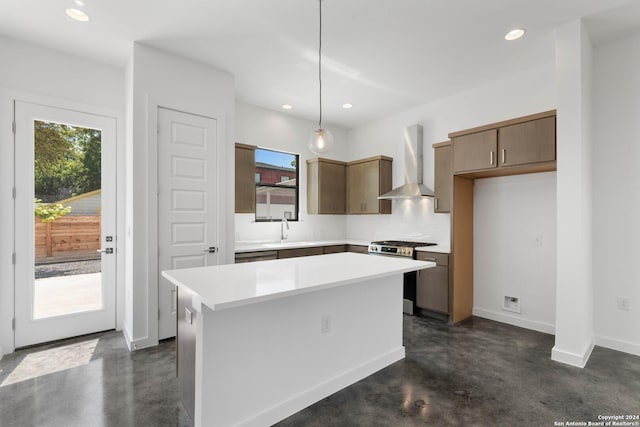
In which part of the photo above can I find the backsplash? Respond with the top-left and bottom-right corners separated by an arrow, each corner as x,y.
346,198 -> 450,245
235,213 -> 347,244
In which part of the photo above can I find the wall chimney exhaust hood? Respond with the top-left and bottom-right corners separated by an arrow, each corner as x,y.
378,124 -> 434,199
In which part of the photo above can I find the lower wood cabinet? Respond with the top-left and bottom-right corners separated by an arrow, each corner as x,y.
416,251 -> 450,314
323,244 -> 347,254
347,244 -> 369,254
235,251 -> 278,263
277,247 -> 324,259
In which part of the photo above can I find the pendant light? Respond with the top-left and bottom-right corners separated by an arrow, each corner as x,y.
308,0 -> 334,155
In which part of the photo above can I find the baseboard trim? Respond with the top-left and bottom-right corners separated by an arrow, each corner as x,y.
236,347 -> 406,427
595,335 -> 640,357
122,327 -> 158,352
472,308 -> 555,335
551,341 -> 595,368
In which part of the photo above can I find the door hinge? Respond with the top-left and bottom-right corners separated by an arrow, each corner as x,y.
12,318 -> 15,331
12,252 -> 16,265
12,121 -> 16,134
12,187 -> 16,199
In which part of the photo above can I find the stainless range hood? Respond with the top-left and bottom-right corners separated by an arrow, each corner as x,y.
378,124 -> 434,199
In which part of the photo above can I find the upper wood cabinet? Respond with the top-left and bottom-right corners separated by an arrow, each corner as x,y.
307,158 -> 346,214
452,129 -> 498,174
450,111 -> 556,178
433,141 -> 452,213
498,116 -> 555,167
235,143 -> 256,213
346,156 -> 393,214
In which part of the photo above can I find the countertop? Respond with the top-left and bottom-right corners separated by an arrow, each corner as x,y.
162,252 -> 433,312
235,239 -> 450,254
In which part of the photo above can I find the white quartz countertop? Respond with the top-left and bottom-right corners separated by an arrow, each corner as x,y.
162,252 -> 433,312
235,239 -> 450,254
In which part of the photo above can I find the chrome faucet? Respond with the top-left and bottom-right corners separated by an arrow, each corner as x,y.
280,218 -> 289,243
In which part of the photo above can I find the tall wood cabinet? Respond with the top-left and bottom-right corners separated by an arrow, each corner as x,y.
447,109 -> 556,324
306,158 -> 346,214
235,143 -> 256,213
346,156 -> 393,214
433,141 -> 452,213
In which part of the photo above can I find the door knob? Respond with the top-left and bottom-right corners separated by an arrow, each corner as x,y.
97,248 -> 114,254
203,247 -> 218,253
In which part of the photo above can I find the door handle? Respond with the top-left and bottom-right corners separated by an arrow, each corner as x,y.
203,247 -> 218,253
97,248 -> 114,254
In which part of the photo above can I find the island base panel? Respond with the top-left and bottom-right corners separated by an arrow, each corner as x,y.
193,275 -> 404,427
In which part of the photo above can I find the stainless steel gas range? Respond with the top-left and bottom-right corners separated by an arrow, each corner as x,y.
368,240 -> 436,315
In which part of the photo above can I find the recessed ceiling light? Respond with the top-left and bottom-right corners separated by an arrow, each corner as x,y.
66,8 -> 90,22
505,28 -> 526,41
342,103 -> 353,109
281,104 -> 292,110
74,0 -> 85,6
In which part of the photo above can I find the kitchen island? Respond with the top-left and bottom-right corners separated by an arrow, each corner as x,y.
162,252 -> 432,427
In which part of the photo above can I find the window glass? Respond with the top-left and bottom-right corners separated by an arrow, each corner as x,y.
255,148 -> 299,221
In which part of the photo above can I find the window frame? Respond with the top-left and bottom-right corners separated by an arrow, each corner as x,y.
254,148 -> 300,223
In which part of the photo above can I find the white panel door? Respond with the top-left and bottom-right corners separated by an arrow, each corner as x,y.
158,108 -> 218,339
14,101 -> 117,347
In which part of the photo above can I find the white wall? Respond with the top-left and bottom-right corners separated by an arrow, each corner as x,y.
552,20 -> 596,368
592,32 -> 640,356
234,101 -> 347,243
473,173 -> 557,333
125,43 -> 234,350
0,36 -> 125,356
346,63 -> 556,249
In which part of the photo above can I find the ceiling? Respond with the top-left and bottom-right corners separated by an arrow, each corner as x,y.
2,0 -> 640,129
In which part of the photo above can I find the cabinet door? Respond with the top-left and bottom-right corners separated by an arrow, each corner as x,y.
434,144 -> 452,213
235,145 -> 256,213
361,160 -> 381,214
452,129 -> 498,173
416,266 -> 449,313
346,162 -> 365,214
498,116 -> 556,167
319,161 -> 346,214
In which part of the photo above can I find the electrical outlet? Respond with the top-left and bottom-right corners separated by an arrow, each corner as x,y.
321,315 -> 331,334
617,297 -> 631,311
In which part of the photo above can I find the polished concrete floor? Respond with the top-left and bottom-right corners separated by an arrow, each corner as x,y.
0,316 -> 638,426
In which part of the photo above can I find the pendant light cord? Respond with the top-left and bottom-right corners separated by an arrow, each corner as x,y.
318,0 -> 322,129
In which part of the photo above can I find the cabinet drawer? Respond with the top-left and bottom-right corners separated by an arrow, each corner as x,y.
416,251 -> 448,266
235,251 -> 278,263
347,244 -> 369,254
323,245 -> 347,254
277,247 -> 324,259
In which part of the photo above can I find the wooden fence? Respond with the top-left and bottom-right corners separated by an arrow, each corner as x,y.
35,215 -> 101,261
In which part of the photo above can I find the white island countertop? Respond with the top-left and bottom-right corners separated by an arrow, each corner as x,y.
162,252 -> 433,312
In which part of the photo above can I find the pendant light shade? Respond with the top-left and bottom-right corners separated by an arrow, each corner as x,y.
308,128 -> 334,154
309,0 -> 333,155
